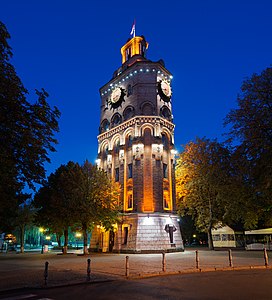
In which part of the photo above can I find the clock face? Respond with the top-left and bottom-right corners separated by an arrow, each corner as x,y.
161,80 -> 172,97
158,80 -> 172,102
110,87 -> 122,104
109,87 -> 126,109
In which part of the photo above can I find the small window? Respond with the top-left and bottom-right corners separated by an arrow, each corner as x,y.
127,84 -> 133,96
163,164 -> 168,178
164,196 -> 169,209
102,146 -> 109,160
123,227 -> 128,245
127,135 -> 133,148
127,194 -> 133,209
162,134 -> 169,148
213,234 -> 221,241
115,168 -> 119,182
128,164 -> 133,178
114,140 -> 120,154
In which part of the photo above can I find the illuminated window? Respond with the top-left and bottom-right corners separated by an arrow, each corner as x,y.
164,197 -> 169,209
127,193 -> 133,209
163,191 -> 170,210
128,163 -> 133,178
115,168 -> 119,182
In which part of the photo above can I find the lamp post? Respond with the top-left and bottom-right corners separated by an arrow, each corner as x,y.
75,232 -> 82,250
39,228 -> 45,254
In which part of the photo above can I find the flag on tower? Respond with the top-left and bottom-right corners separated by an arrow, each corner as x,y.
130,20 -> 136,37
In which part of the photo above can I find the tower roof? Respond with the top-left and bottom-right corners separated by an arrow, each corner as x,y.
120,36 -> 149,65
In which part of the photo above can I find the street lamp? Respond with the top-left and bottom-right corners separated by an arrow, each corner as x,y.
39,228 -> 45,254
75,232 -> 82,250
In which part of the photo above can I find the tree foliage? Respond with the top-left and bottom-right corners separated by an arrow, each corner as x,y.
73,161 -> 121,254
34,161 -> 121,254
225,67 -> 272,227
176,138 -> 232,249
0,21 -> 60,231
33,162 -> 78,253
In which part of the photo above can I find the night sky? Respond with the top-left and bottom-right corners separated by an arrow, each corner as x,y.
1,0 -> 272,178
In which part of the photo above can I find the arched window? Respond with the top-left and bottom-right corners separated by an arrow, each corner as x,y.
142,102 -> 154,116
123,106 -> 135,121
100,119 -> 110,133
111,113 -> 122,128
160,106 -> 172,121
114,139 -> 120,154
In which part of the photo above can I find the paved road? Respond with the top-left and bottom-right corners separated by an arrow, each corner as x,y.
0,269 -> 271,300
0,249 -> 270,291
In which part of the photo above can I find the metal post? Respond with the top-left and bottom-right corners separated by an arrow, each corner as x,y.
264,248 -> 269,267
162,252 -> 166,272
44,261 -> 49,286
125,256 -> 129,278
228,249 -> 233,267
87,258 -> 91,281
196,250 -> 199,269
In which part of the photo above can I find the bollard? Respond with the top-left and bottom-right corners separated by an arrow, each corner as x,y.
228,249 -> 233,267
162,252 -> 166,272
44,261 -> 49,286
125,255 -> 129,278
195,250 -> 199,269
87,258 -> 91,281
264,248 -> 269,267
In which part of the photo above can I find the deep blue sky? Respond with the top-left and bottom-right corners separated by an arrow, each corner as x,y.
1,0 -> 272,177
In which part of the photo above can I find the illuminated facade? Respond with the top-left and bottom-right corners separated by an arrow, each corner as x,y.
92,35 -> 184,253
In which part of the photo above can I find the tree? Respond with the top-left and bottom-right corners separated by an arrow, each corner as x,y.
15,201 -> 36,253
0,21 -> 60,231
34,161 -> 121,255
34,162 -> 79,254
225,67 -> 272,227
176,138 -> 232,250
74,161 -> 120,254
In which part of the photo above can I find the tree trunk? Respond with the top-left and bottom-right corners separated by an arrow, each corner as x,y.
56,233 -> 62,247
208,198 -> 214,250
83,225 -> 88,255
207,225 -> 214,250
63,228 -> 68,254
20,225 -> 25,253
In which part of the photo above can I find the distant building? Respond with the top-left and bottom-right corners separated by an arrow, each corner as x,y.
91,34 -> 184,253
212,223 -> 244,249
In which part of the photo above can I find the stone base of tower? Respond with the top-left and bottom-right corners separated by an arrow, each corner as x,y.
113,213 -> 184,253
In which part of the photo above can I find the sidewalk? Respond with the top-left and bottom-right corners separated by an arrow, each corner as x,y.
0,249 -> 270,292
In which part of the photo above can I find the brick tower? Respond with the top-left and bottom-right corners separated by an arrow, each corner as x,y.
93,35 -> 184,253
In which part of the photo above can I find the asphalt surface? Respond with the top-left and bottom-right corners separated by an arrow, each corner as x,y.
0,269 -> 272,300
0,248 -> 271,295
